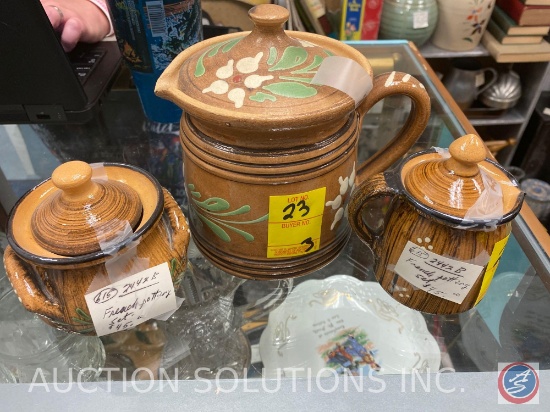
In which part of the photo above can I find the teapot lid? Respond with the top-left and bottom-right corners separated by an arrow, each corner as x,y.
29,161 -> 143,256
401,134 -> 523,221
155,4 -> 373,133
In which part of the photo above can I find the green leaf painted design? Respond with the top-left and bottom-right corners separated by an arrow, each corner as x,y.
75,307 -> 92,321
207,41 -> 228,57
279,76 -> 313,83
267,47 -> 278,65
195,52 -> 207,77
195,51 -> 208,77
189,182 -> 269,243
195,38 -> 244,77
71,318 -> 93,325
54,314 -> 94,334
197,214 -> 231,242
206,213 -> 269,242
196,43 -> 227,77
194,197 -> 230,212
262,82 -> 317,98
268,46 -> 308,71
221,37 -> 243,53
250,92 -> 277,102
70,307 -> 93,328
292,55 -> 324,74
210,204 -> 251,216
169,257 -> 185,288
214,220 -> 255,242
170,258 -> 178,274
188,184 -> 201,198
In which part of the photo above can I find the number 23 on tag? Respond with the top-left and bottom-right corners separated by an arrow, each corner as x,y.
267,187 -> 326,258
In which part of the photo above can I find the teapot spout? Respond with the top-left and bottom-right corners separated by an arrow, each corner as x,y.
154,51 -> 189,110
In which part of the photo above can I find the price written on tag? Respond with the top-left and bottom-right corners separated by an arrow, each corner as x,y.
267,187 -> 326,258
84,262 -> 177,336
394,241 -> 484,304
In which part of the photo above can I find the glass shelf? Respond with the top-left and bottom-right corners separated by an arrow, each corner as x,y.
0,40 -> 549,408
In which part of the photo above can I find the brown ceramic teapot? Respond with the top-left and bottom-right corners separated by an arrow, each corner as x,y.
155,4 -> 430,279
348,134 -> 525,314
3,161 -> 190,335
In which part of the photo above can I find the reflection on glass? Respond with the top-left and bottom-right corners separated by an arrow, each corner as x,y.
0,289 -> 105,383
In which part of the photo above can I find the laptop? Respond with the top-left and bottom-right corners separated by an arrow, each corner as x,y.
0,0 -> 122,124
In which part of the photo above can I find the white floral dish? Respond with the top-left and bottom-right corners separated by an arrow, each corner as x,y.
259,275 -> 441,377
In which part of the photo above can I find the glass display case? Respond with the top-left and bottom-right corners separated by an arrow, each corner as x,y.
1,41 -> 549,409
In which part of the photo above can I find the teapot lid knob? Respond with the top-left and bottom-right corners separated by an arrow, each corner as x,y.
445,134 -> 487,177
403,134 -> 488,218
249,4 -> 289,32
31,161 -> 143,256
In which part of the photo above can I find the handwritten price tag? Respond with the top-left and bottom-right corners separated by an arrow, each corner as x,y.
394,241 -> 484,304
84,262 -> 177,336
267,187 -> 326,258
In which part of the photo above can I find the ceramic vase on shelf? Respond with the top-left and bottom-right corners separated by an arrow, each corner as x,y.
379,0 -> 439,47
432,0 -> 495,51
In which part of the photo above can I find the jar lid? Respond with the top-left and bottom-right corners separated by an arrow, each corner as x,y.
29,161 -> 143,256
8,162 -> 163,265
156,4 -> 373,139
402,134 -> 521,220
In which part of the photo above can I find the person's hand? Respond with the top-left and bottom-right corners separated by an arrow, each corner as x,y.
41,0 -> 111,52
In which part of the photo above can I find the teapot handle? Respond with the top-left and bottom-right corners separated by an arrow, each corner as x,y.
476,67 -> 498,97
356,71 -> 431,185
348,173 -> 399,252
3,246 -> 64,320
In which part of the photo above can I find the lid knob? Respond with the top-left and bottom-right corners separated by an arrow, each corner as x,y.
31,161 -> 143,256
51,160 -> 98,201
444,134 -> 487,177
403,134 -> 489,218
249,4 -> 289,32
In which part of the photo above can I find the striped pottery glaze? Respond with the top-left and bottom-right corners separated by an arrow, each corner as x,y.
348,134 -> 524,314
4,162 -> 190,335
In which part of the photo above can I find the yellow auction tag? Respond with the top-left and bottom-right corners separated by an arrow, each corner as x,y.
475,234 -> 510,305
267,187 -> 326,258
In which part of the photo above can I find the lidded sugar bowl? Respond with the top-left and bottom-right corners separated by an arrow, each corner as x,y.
4,161 -> 190,335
